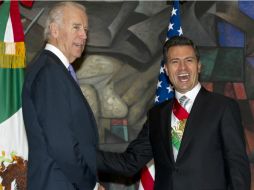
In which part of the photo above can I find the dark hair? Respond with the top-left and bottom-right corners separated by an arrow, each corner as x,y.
163,36 -> 200,63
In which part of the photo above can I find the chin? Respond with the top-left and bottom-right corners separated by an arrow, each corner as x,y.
74,52 -> 82,58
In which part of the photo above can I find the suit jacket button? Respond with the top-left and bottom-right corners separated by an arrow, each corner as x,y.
174,167 -> 179,172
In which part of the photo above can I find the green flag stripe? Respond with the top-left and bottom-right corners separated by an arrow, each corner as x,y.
0,68 -> 24,123
0,1 -> 10,41
172,130 -> 181,150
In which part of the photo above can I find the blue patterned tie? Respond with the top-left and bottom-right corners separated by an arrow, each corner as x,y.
179,95 -> 190,109
68,64 -> 78,83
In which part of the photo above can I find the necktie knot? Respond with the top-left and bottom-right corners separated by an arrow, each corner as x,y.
179,95 -> 190,109
68,64 -> 78,83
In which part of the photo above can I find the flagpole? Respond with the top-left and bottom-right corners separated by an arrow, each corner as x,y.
24,8 -> 45,35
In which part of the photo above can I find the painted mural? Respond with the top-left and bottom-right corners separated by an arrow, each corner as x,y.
19,1 -> 254,189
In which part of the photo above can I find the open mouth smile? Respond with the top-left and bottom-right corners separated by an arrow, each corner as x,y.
178,73 -> 189,82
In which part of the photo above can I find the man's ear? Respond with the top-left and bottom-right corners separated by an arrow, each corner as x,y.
164,65 -> 169,76
49,23 -> 59,38
198,61 -> 202,73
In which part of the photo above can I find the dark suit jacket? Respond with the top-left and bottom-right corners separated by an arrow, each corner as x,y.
22,50 -> 98,190
97,87 -> 250,190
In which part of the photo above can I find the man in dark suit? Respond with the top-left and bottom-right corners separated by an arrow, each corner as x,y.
97,36 -> 251,190
22,2 -> 100,190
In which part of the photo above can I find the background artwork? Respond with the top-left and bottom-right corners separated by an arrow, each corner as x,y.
20,1 -> 254,189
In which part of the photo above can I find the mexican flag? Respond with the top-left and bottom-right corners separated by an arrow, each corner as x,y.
0,0 -> 33,189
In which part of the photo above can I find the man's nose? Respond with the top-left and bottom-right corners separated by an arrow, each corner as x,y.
179,61 -> 187,69
79,29 -> 87,40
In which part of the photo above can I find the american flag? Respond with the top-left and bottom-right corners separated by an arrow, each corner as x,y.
139,0 -> 182,189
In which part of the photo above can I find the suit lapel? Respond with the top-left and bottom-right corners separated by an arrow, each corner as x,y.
44,50 -> 98,140
45,50 -> 83,97
159,100 -> 175,164
176,87 -> 208,161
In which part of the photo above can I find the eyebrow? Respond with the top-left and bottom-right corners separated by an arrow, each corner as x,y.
72,23 -> 88,29
72,23 -> 82,26
169,56 -> 196,61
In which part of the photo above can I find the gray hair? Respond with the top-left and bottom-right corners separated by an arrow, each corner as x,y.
44,2 -> 86,41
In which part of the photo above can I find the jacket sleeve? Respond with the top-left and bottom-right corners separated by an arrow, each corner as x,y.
220,99 -> 250,190
97,120 -> 153,176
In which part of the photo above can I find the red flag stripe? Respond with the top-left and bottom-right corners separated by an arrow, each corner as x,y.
140,166 -> 154,190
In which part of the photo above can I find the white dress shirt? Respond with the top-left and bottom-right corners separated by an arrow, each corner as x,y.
45,43 -> 70,70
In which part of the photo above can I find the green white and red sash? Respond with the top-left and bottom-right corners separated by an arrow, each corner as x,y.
172,98 -> 189,155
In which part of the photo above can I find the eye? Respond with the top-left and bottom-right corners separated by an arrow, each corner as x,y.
170,60 -> 180,64
73,25 -> 81,30
84,28 -> 88,34
183,58 -> 194,64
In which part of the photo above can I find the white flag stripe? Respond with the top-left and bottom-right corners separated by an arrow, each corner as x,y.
0,108 -> 28,160
138,183 -> 144,190
146,160 -> 155,180
138,160 -> 155,190
4,14 -> 14,43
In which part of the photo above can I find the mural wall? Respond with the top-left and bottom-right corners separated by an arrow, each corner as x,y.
20,1 -> 254,189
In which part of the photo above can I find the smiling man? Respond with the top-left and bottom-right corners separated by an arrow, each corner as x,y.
97,36 -> 250,190
22,2 -> 99,190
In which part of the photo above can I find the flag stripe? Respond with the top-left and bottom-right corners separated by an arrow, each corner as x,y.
140,166 -> 154,190
0,68 -> 24,123
0,1 -> 10,41
0,108 -> 28,160
0,1 -> 30,189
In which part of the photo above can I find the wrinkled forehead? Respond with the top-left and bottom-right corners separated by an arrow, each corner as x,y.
62,6 -> 88,24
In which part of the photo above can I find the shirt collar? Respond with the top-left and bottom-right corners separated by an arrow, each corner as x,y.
175,83 -> 201,102
45,43 -> 70,69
